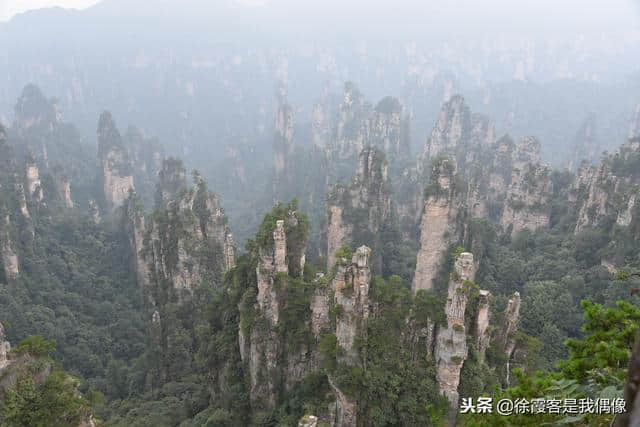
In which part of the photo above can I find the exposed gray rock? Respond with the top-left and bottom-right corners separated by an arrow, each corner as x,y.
298,414 -> 318,427
135,174 -> 234,303
333,246 -> 371,362
568,113 -> 599,171
434,252 -> 476,411
1,214 -> 19,281
97,111 -> 135,212
326,147 -> 390,272
369,96 -> 410,162
412,158 -> 461,293
328,376 -> 357,427
156,157 -> 187,208
475,290 -> 492,363
88,199 -> 101,224
25,153 -> 43,202
334,82 -> 370,161
52,167 -> 73,208
274,102 -> 295,176
498,291 -> 521,386
572,141 -> 640,233
630,104 -> 640,140
0,322 -> 11,370
500,137 -> 553,235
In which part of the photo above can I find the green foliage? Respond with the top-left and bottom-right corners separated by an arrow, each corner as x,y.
13,336 -> 56,358
332,275 -> 449,426
463,299 -> 637,426
334,245 -> 353,264
278,276 -> 314,350
452,245 -> 467,260
0,366 -> 90,427
413,289 -> 446,326
560,300 -> 640,385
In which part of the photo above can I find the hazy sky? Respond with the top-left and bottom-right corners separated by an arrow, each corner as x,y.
1,0 -> 639,32
0,0 -> 99,21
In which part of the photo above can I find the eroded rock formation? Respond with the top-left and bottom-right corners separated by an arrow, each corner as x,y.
52,166 -> 73,208
240,208 -> 309,411
475,290 -> 492,363
326,147 -> 391,272
333,245 -> 371,363
434,252 -> 476,409
412,158 -> 462,293
419,95 -> 495,171
498,291 -> 521,386
630,104 -> 640,140
98,111 -> 135,212
334,82 -> 370,161
127,170 -> 235,303
14,84 -> 60,137
312,102 -> 331,151
25,153 -> 43,202
0,322 -> 10,370
369,96 -> 410,162
568,113 -> 599,171
572,140 -> 640,234
274,101 -> 295,177
500,137 -> 553,235
156,157 -> 187,208
1,214 -> 19,281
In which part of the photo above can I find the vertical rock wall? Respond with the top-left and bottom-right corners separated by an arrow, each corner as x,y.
412,158 -> 461,293
434,252 -> 476,410
500,137 -> 553,235
98,111 -> 135,212
326,147 -> 390,272
0,214 -> 19,281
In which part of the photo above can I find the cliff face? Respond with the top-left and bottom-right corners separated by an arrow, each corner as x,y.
498,292 -> 522,385
568,113 -> 599,171
312,102 -> 331,151
434,252 -> 476,409
398,96 -> 495,235
0,323 -> 10,370
408,96 -> 556,239
412,158 -> 462,293
240,207 -> 310,411
274,102 -> 295,177
319,84 -> 410,170
1,213 -> 19,282
572,141 -> 640,234
127,169 -> 235,304
630,104 -> 640,140
14,84 -> 60,137
155,157 -> 187,208
334,82 -> 371,161
52,167 -> 73,208
324,246 -> 372,427
98,111 -> 135,212
124,126 -> 164,208
419,95 -> 495,171
333,246 -> 371,363
25,153 -> 44,202
326,147 -> 391,272
500,137 -> 553,235
422,95 -> 470,162
475,290 -> 492,363
369,96 -> 410,162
